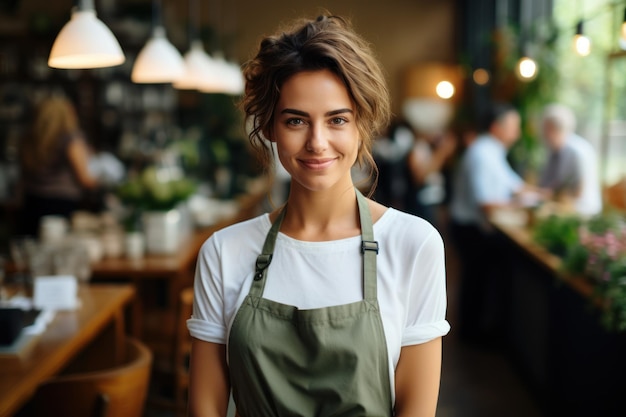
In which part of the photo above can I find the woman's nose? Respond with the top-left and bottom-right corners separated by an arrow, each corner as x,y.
306,124 -> 328,153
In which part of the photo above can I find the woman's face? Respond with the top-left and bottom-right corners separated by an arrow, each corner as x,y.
272,69 -> 360,194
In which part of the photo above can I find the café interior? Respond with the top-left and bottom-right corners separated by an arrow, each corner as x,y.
1,0 -> 626,416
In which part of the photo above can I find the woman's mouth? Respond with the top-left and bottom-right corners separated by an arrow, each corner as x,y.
299,158 -> 336,170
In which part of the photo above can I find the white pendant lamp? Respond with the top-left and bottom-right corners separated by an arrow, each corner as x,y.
131,0 -> 184,83
174,40 -> 218,90
198,53 -> 228,94
132,26 -> 184,83
48,0 -> 125,69
225,61 -> 245,95
198,52 -> 244,95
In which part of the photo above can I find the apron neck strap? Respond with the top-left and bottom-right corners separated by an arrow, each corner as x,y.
251,189 -> 378,301
356,188 -> 378,301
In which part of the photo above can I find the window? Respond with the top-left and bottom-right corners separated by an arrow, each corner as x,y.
553,0 -> 626,184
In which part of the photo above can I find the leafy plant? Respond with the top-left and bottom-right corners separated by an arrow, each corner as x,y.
534,213 -> 626,331
532,214 -> 581,256
116,166 -> 196,212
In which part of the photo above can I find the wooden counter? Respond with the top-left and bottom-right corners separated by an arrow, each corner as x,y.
490,213 -> 595,300
0,284 -> 135,417
487,209 -> 626,417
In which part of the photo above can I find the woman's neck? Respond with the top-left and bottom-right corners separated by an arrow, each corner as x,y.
277,184 -> 361,241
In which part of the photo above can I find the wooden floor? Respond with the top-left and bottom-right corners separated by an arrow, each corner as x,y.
436,215 -> 544,417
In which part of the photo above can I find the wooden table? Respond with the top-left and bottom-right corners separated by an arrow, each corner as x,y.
88,187 -> 268,393
0,284 -> 135,417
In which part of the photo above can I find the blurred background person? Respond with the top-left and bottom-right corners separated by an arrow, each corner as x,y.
538,103 -> 602,217
406,129 -> 457,226
449,102 -> 536,343
17,96 -> 100,237
372,118 -> 414,211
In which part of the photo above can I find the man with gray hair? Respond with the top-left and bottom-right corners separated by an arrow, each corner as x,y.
539,103 -> 602,216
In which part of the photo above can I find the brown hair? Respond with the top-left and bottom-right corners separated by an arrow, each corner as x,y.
20,96 -> 79,174
240,13 -> 391,194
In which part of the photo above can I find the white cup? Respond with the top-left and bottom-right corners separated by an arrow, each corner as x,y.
40,215 -> 68,245
125,232 -> 145,260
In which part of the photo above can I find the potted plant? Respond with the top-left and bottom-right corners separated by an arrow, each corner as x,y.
116,165 -> 196,255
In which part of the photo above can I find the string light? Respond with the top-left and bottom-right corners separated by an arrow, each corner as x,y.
472,68 -> 490,85
435,81 -> 455,99
573,20 -> 592,56
516,56 -> 538,81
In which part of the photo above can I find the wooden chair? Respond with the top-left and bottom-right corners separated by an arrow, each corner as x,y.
32,337 -> 153,417
174,286 -> 194,417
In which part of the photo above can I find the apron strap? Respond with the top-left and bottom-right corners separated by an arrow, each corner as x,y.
356,189 -> 378,302
249,205 -> 286,298
251,189 -> 378,301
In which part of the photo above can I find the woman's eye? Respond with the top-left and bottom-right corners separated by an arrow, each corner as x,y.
286,118 -> 304,126
331,117 -> 347,125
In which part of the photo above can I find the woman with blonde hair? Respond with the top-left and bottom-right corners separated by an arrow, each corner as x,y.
187,13 -> 449,417
18,96 -> 98,236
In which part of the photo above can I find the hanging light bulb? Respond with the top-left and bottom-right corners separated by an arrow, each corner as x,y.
472,68 -> 490,86
48,0 -> 125,69
573,20 -> 591,57
516,56 -> 538,81
435,80 -> 455,99
131,0 -> 184,83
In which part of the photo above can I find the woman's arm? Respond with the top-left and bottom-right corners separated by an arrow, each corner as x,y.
66,137 -> 99,189
394,337 -> 443,417
188,339 -> 231,417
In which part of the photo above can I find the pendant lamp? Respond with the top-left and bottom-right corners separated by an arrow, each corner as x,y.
48,0 -> 125,69
198,52 -> 231,94
131,0 -> 184,83
199,57 -> 243,95
174,40 -> 219,90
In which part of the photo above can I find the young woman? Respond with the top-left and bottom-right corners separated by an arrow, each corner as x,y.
18,96 -> 99,236
187,14 -> 450,417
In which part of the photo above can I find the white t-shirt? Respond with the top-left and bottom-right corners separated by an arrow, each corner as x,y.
188,207 -> 450,396
451,135 -> 524,227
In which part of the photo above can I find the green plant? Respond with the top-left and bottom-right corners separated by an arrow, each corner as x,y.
534,213 -> 626,331
116,166 -> 196,212
532,214 -> 581,256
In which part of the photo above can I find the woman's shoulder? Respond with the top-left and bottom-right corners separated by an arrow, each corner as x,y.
200,213 -> 270,251
376,208 -> 444,251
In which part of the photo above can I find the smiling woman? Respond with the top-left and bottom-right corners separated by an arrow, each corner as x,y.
272,70 -> 360,196
187,13 -> 450,417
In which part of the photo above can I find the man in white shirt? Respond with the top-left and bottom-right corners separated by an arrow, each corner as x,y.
450,103 -> 529,344
538,104 -> 602,217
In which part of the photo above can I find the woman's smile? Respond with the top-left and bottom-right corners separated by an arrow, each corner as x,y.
298,157 -> 337,170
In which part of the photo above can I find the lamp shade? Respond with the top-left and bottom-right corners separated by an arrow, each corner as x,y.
198,54 -> 243,95
131,26 -> 185,83
174,40 -> 219,90
403,98 -> 454,134
225,61 -> 245,95
48,9 -> 125,69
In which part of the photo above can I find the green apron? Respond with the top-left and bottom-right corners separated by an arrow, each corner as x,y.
228,189 -> 393,417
